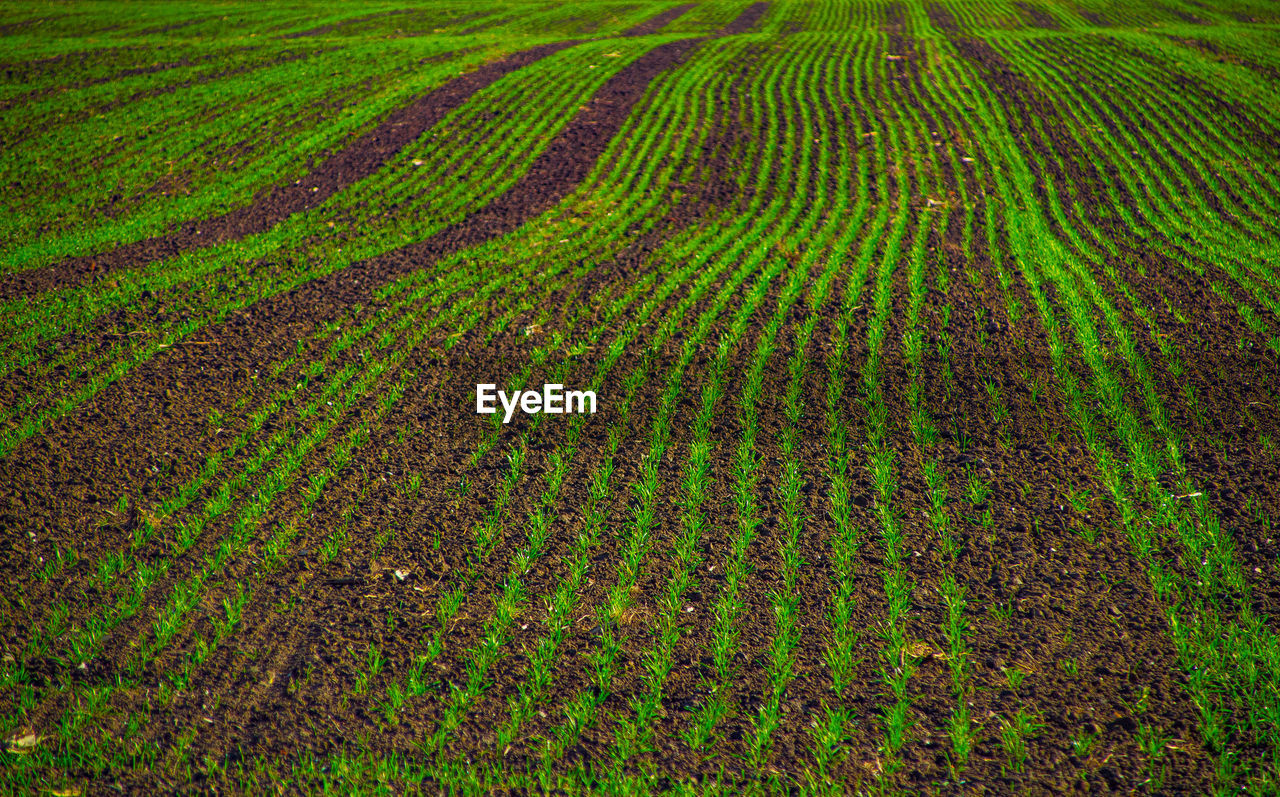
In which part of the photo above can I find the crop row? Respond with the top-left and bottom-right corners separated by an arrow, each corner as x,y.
2,38 -> 556,270
914,18 -> 1279,790
5,0 -> 1280,791
0,31 -> 693,464
0,26 -> 726,722
0,9 -> 767,788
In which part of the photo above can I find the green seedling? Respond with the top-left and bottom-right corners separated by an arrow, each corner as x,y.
999,709 -> 1043,774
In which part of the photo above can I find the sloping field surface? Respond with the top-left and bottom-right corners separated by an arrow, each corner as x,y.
2,0 -> 1280,792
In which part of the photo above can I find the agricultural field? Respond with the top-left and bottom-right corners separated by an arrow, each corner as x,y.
1,0 -> 1279,792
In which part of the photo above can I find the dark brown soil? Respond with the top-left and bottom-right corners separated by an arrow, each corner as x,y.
720,1 -> 770,34
132,15 -> 220,36
1076,8 -> 1107,26
926,2 -> 960,32
1015,1 -> 1059,29
621,3 -> 696,36
1157,2 -> 1207,25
